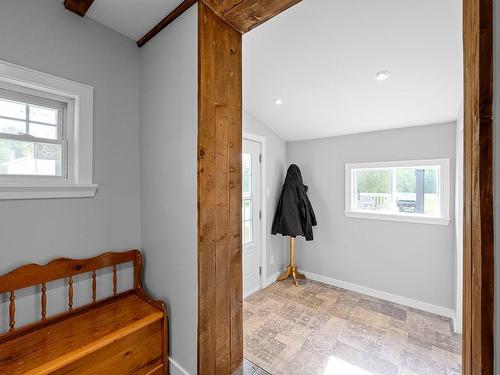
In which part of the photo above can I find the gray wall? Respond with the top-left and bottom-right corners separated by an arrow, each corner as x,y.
287,123 -> 456,309
0,2 -> 141,273
140,5 -> 198,375
0,2 -> 198,373
243,111 -> 288,279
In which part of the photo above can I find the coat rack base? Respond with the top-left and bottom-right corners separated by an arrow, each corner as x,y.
277,265 -> 305,286
276,237 -> 305,286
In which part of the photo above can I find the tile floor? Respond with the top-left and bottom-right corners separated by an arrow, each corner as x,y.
243,279 -> 461,375
233,359 -> 271,375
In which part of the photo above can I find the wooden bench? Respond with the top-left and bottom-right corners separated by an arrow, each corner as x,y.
0,250 -> 168,375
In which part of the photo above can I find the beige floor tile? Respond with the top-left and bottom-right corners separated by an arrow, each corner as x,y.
243,280 -> 461,375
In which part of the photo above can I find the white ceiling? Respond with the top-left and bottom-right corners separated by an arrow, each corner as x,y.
63,0 -> 462,142
243,0 -> 463,141
85,0 -> 184,40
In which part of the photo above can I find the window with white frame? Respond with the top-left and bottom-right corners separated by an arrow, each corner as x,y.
0,89 -> 66,178
345,159 -> 450,225
0,59 -> 96,199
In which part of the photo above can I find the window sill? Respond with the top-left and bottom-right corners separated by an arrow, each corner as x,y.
0,183 -> 98,200
344,211 -> 451,226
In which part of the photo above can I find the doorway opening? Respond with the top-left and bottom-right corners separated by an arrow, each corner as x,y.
240,1 -> 466,374
196,0 -> 494,373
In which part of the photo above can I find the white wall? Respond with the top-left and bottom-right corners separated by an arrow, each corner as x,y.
0,2 -> 141,274
140,5 -> 198,375
287,123 -> 456,312
243,112 -> 288,280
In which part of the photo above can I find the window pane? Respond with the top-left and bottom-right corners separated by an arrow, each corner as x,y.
395,167 -> 440,216
0,98 -> 26,120
243,199 -> 252,221
242,221 -> 253,244
353,170 -> 391,212
243,153 -> 251,176
30,105 -> 58,125
424,167 -> 440,216
0,138 -> 62,176
243,173 -> 252,198
29,123 -> 57,140
242,153 -> 252,198
0,118 -> 26,136
395,168 -> 417,212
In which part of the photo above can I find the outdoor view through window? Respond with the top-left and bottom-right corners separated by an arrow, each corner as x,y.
0,90 -> 64,177
349,163 -> 443,218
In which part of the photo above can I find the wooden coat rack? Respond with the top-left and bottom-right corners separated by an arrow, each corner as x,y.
277,237 -> 305,286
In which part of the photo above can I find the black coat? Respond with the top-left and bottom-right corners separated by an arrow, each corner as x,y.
271,164 -> 317,241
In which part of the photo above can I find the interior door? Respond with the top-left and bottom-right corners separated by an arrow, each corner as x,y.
242,139 -> 262,298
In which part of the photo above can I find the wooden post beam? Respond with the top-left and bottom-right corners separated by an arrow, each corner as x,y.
462,0 -> 494,373
197,2 -> 243,373
64,0 -> 95,17
204,0 -> 302,33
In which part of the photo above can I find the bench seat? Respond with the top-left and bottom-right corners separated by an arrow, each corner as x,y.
0,292 -> 164,375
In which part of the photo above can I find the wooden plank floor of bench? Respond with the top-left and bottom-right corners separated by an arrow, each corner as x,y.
0,293 -> 164,375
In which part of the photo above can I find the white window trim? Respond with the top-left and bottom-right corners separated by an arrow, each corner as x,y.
344,159 -> 451,226
0,59 -> 97,199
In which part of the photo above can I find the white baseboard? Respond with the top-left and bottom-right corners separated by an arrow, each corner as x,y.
170,358 -> 191,375
243,271 -> 281,300
453,314 -> 462,334
244,285 -> 261,299
264,271 -> 281,288
242,271 -> 281,299
301,270 -> 455,320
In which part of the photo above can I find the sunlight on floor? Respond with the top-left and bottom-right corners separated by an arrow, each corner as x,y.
323,356 -> 373,375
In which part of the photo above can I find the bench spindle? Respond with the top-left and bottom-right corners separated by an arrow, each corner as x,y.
112,265 -> 118,296
41,283 -> 47,321
9,291 -> 15,332
92,270 -> 97,303
0,250 -> 168,374
68,276 -> 74,312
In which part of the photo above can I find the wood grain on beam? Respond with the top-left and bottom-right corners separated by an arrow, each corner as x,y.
64,0 -> 95,17
198,1 -> 243,374
138,0 -> 302,47
203,0 -> 302,33
462,0 -> 494,374
137,0 -> 198,47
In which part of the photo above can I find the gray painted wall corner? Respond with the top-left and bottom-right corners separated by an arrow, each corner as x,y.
140,5 -> 198,375
287,123 -> 457,310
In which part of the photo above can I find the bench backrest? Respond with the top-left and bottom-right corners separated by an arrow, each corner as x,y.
0,249 -> 143,334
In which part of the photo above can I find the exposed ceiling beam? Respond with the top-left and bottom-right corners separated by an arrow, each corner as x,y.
137,0 -> 198,47
137,0 -> 302,47
64,0 -> 95,17
204,0 -> 302,33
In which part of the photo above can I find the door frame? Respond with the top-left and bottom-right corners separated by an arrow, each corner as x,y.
196,0 -> 495,373
462,0 -> 494,373
243,131 -> 267,293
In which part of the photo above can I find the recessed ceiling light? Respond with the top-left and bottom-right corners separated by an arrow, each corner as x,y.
375,71 -> 391,81
273,98 -> 283,105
